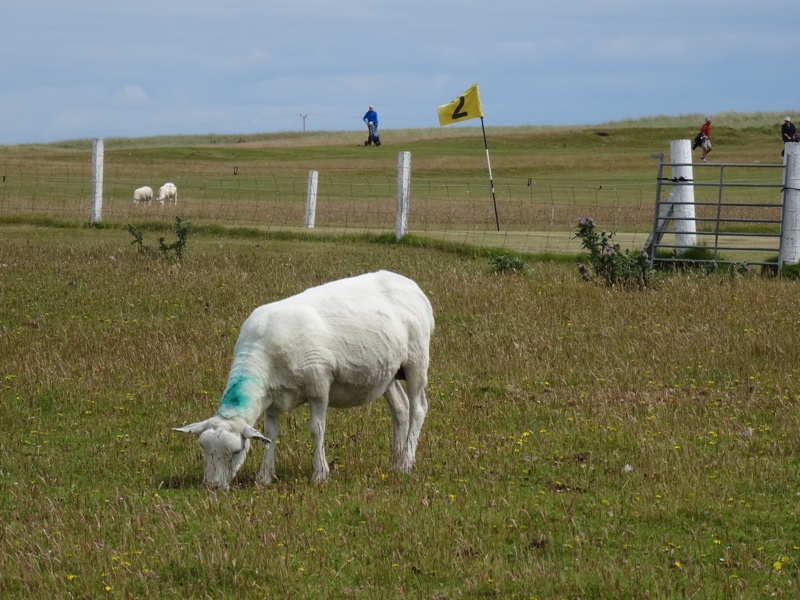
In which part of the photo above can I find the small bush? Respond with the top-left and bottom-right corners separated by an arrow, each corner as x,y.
127,216 -> 191,262
779,262 -> 800,279
728,262 -> 753,278
490,254 -> 526,275
574,217 -> 653,288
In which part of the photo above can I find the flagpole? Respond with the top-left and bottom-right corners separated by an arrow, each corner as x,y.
480,117 -> 500,231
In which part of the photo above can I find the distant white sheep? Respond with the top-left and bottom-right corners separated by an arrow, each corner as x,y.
132,186 -> 153,204
158,182 -> 177,205
175,270 -> 435,489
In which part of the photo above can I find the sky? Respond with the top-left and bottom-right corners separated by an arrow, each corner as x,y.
1,0 -> 797,145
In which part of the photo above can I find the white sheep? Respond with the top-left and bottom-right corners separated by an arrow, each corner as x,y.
175,270 -> 434,489
158,182 -> 177,205
132,186 -> 153,204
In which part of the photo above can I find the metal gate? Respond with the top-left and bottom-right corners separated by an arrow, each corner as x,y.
646,156 -> 787,267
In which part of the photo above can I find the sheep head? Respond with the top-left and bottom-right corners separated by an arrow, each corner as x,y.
174,416 -> 270,490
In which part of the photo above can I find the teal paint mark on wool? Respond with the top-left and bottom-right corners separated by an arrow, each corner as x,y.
219,374 -> 251,411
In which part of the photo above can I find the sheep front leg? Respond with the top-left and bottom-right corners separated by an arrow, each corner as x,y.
308,398 -> 330,484
256,413 -> 279,485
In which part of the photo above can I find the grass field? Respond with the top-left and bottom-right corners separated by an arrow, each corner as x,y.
0,111 -> 794,256
2,115 -> 799,598
2,223 -> 800,598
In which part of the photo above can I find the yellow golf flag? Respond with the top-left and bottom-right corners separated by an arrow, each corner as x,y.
437,84 -> 484,126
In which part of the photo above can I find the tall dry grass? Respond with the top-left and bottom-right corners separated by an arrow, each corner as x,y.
1,225 -> 799,597
1,117 -> 791,263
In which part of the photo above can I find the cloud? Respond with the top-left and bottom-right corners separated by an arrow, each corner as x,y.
1,0 -> 797,144
112,85 -> 149,107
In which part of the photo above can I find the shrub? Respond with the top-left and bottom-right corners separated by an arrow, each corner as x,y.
490,254 -> 526,275
127,216 -> 191,262
574,218 -> 654,288
779,262 -> 800,279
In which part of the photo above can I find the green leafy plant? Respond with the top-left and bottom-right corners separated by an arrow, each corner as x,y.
574,217 -> 654,288
727,262 -> 753,278
127,216 -> 191,262
779,262 -> 800,279
490,254 -> 526,275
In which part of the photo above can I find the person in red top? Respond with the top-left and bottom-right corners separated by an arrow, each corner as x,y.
699,118 -> 712,162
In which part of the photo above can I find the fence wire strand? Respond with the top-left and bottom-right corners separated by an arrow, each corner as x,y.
1,160 -> 657,253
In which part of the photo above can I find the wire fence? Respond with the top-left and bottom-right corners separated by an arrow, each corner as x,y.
0,155 -> 661,254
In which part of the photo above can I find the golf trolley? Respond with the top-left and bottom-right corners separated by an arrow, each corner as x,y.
364,122 -> 381,146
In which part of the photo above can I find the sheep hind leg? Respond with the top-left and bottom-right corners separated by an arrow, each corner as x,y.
384,380 -> 411,471
402,367 -> 429,472
308,397 -> 331,484
256,413 -> 279,485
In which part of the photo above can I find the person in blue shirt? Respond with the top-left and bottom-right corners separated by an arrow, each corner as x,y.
363,105 -> 381,146
363,105 -> 378,128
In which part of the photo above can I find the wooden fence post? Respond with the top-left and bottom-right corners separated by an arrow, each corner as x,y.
396,151 -> 411,240
89,138 -> 104,223
779,144 -> 800,266
305,169 -> 318,228
670,139 -> 696,254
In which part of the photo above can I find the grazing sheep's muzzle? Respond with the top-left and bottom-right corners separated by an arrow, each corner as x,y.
203,461 -> 235,491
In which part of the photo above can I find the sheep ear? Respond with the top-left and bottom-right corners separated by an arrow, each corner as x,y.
173,418 -> 214,435
242,425 -> 271,445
